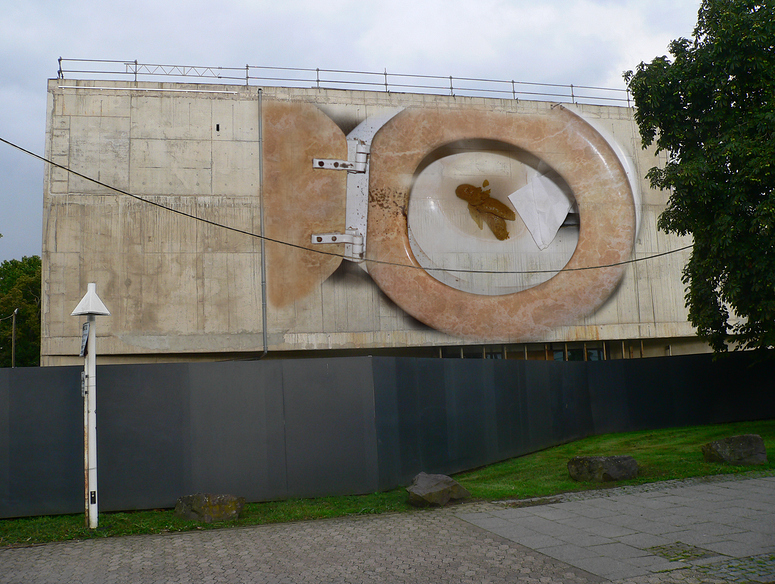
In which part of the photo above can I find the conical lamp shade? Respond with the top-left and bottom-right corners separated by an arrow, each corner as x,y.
71,283 -> 111,316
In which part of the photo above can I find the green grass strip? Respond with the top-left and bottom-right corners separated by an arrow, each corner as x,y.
1,419 -> 772,547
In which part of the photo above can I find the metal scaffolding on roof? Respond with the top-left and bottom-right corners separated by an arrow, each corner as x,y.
56,57 -> 631,107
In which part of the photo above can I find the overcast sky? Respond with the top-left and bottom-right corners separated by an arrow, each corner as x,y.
0,0 -> 701,262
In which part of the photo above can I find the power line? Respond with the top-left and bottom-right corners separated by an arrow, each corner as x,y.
0,135 -> 692,276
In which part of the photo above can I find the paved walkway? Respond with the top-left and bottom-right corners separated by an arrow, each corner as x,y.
1,474 -> 773,584
457,473 -> 775,582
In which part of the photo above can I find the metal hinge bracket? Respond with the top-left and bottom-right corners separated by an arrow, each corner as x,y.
311,229 -> 364,261
313,142 -> 369,173
310,107 -> 404,269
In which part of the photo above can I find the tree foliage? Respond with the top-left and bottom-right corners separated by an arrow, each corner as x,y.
625,0 -> 775,353
0,256 -> 41,367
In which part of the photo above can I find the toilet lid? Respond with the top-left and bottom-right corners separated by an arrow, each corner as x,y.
366,106 -> 636,341
262,100 -> 348,308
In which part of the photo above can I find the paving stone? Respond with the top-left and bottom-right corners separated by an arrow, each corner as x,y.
557,516 -> 615,531
588,541 -> 650,559
556,532 -> 614,547
583,522 -> 638,538
703,539 -> 771,558
634,521 -> 693,536
726,530 -> 775,548
517,534 -> 567,549
568,505 -> 621,519
538,544 -> 599,562
571,555 -> 648,580
616,532 -> 674,549
527,505 -> 580,521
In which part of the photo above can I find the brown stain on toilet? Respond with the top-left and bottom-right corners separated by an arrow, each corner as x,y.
455,180 -> 516,240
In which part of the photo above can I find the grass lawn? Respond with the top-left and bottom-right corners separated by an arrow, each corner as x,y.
1,419 -> 772,547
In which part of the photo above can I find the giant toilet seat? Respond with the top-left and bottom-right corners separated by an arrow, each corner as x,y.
366,106 -> 636,340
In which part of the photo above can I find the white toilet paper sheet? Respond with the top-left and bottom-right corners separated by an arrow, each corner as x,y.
508,174 -> 573,250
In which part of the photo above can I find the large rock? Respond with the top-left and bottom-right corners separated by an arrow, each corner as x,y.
406,472 -> 471,507
567,456 -> 639,482
701,434 -> 767,465
175,493 -> 246,523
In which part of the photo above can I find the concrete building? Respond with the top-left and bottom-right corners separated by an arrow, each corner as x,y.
42,76 -> 706,366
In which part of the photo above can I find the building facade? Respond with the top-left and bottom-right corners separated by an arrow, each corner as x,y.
42,78 -> 704,365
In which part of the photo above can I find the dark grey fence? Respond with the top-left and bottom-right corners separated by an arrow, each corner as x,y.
1,352 -> 773,518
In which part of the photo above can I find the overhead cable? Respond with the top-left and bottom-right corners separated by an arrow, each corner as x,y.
0,136 -> 692,276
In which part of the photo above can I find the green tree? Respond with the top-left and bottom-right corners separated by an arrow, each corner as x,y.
625,0 -> 775,353
0,256 -> 41,367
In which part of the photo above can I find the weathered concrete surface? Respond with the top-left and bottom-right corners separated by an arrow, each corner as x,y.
42,79 -> 698,365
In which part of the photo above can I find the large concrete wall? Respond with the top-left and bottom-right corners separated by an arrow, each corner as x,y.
43,79 -> 696,365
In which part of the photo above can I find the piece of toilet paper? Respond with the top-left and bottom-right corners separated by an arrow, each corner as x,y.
508,174 -> 573,250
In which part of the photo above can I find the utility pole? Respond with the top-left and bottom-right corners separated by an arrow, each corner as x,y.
11,308 -> 18,368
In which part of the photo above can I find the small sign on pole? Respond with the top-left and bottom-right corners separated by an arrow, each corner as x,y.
80,321 -> 90,357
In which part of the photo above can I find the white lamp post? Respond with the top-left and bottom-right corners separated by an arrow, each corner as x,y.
11,308 -> 18,368
71,283 -> 110,529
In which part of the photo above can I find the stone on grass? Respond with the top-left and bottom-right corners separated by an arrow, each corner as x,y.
406,472 -> 471,507
701,434 -> 767,465
175,493 -> 246,523
567,455 -> 639,482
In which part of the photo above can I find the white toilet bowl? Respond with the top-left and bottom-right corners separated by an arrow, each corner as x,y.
366,105 -> 636,340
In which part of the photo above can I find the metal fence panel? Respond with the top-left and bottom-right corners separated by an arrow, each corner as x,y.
187,361 -> 287,501
281,358 -> 379,498
98,363 -> 189,511
0,367 -> 82,517
1,353 -> 773,518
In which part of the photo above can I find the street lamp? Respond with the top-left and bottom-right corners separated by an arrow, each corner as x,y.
11,308 -> 18,368
71,283 -> 110,529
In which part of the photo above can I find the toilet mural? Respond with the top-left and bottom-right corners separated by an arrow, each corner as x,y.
44,80 -> 659,363
263,100 -> 637,341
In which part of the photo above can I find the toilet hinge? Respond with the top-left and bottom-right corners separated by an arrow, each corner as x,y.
311,229 -> 364,261
313,142 -> 369,173
309,108 -> 404,272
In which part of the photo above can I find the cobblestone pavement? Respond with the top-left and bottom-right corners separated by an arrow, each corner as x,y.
1,474 -> 773,584
0,512 -> 603,584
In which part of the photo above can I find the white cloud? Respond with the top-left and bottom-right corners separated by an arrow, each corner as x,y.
0,0 -> 702,261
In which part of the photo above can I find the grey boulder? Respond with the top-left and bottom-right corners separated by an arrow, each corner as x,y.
175,493 -> 246,523
568,455 -> 639,482
406,472 -> 471,507
701,434 -> 767,465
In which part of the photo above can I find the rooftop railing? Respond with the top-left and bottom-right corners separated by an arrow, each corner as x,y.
56,58 -> 631,107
